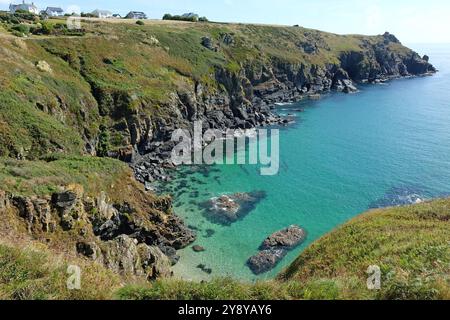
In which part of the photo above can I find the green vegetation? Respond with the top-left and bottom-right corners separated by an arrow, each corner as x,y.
0,242 -> 121,300
0,156 -> 129,197
0,12 -> 84,37
162,14 -> 208,23
280,198 -> 450,300
4,197 -> 450,300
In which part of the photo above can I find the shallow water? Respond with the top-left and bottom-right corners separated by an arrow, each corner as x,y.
162,44 -> 450,281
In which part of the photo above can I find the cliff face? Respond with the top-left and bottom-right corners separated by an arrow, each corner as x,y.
0,158 -> 195,280
0,20 -> 435,282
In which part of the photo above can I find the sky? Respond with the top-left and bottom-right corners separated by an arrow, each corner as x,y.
1,0 -> 450,43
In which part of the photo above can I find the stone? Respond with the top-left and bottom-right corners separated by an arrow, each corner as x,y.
261,225 -> 307,250
52,191 -> 77,210
201,36 -> 216,51
192,245 -> 205,252
247,249 -> 287,275
247,225 -> 307,275
137,244 -> 172,280
77,241 -> 101,261
36,60 -> 52,73
101,235 -> 143,276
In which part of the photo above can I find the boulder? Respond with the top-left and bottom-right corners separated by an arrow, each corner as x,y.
342,79 -> 358,93
261,225 -> 307,250
36,60 -> 52,73
247,225 -> 307,275
247,249 -> 287,275
201,36 -> 217,51
137,244 -> 172,280
52,190 -> 77,210
192,245 -> 205,252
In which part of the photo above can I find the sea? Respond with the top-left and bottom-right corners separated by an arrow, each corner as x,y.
157,44 -> 450,281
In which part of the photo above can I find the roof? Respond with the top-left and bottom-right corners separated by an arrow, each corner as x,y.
46,7 -> 64,12
128,11 -> 146,15
182,12 -> 199,18
10,3 -> 38,10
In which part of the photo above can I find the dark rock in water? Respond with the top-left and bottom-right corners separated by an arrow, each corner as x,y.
204,229 -> 215,238
369,186 -> 427,209
188,225 -> 201,232
247,249 -> 287,275
247,225 -> 307,275
261,225 -> 307,250
197,264 -> 213,274
200,191 -> 266,226
192,245 -> 205,252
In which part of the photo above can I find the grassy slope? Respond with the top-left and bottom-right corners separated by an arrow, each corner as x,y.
120,198 -> 450,300
0,241 -> 122,300
0,19 -> 408,158
4,197 -> 449,300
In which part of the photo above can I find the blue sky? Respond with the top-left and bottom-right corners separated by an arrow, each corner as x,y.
2,0 -> 450,43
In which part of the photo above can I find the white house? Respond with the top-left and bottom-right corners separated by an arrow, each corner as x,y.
44,7 -> 64,17
9,1 -> 39,15
91,9 -> 113,19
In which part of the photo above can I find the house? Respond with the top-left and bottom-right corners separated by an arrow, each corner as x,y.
44,7 -> 64,17
125,11 -> 147,19
182,12 -> 199,19
9,1 -> 39,15
91,9 -> 113,19
112,13 -> 122,19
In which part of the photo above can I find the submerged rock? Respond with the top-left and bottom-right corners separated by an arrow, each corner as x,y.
200,191 -> 266,226
369,186 -> 428,209
192,245 -> 205,252
247,225 -> 307,275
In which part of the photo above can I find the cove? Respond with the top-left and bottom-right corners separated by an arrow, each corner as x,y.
158,44 -> 450,281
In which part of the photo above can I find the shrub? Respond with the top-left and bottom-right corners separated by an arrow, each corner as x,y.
11,24 -> 30,35
40,21 -> 54,35
136,20 -> 144,26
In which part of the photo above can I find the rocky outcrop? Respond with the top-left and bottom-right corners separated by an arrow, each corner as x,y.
0,186 -> 194,280
247,225 -> 307,275
200,191 -> 267,226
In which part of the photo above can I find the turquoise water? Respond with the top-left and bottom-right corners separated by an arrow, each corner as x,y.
164,44 -> 450,281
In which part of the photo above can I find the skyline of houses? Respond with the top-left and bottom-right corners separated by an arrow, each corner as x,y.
6,1 -> 192,20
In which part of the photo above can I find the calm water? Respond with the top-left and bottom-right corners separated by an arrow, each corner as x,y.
163,44 -> 450,281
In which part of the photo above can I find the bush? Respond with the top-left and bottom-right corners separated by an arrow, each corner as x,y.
136,20 -> 144,25
40,21 -> 54,35
162,13 -> 205,22
11,24 -> 30,35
